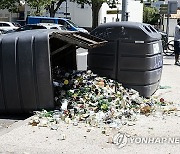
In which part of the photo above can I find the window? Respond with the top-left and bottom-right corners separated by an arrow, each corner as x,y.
5,14 -> 9,17
27,11 -> 31,15
104,17 -> 106,23
12,22 -> 21,27
16,25 -> 46,31
2,23 -> 10,27
66,19 -> 78,27
50,27 -> 58,29
60,26 -> 67,30
58,20 -> 66,25
40,19 -> 54,23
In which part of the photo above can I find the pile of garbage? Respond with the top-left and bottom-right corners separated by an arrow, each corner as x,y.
29,67 -> 176,128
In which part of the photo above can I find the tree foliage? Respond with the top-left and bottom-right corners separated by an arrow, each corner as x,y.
47,0 -> 65,17
0,0 -> 107,29
0,0 -> 65,16
0,0 -> 20,13
27,0 -> 66,17
143,6 -> 159,25
26,0 -> 52,16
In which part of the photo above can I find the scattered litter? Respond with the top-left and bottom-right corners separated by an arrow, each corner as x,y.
51,125 -> 58,130
140,106 -> 151,115
29,68 -> 177,133
159,85 -> 171,89
102,130 -> 106,134
127,122 -> 136,126
73,120 -> 78,126
86,128 -> 91,132
38,119 -> 49,127
107,137 -> 113,144
60,134 -> 66,140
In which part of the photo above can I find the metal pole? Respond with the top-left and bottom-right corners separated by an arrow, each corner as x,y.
116,7 -> 119,22
166,2 -> 170,41
66,0 -> 67,18
166,14 -> 170,38
121,0 -> 128,21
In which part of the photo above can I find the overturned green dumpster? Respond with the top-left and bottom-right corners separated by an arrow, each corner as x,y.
0,30 -> 106,113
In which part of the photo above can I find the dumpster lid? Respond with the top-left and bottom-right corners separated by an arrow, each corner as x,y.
90,21 -> 161,42
50,31 -> 107,49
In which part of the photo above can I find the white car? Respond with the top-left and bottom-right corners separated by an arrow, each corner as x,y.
0,21 -> 19,31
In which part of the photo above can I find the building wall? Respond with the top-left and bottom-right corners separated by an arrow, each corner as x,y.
127,0 -> 143,22
0,9 -> 18,22
163,18 -> 176,36
152,1 -> 180,36
99,0 -> 143,24
44,2 -> 92,28
163,9 -> 180,37
165,0 -> 180,7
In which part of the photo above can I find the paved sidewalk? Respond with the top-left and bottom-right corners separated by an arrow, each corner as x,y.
0,56 -> 180,154
154,55 -> 180,104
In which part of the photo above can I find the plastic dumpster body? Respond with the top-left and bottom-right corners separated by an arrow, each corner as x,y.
0,29 -> 106,113
88,21 -> 163,97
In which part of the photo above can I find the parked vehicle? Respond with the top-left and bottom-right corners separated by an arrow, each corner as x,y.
0,21 -> 19,31
58,18 -> 89,33
16,23 -> 67,31
0,29 -> 6,35
3,23 -> 67,34
26,16 -> 89,33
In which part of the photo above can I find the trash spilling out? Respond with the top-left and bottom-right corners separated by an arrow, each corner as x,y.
29,67 -> 178,130
159,85 -> 171,89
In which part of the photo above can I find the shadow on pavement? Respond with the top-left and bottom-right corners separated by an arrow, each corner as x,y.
163,64 -> 173,66
163,55 -> 174,59
0,113 -> 33,120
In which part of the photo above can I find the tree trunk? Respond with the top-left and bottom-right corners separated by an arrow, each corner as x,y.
92,1 -> 103,30
49,2 -> 55,17
48,0 -> 64,17
50,10 -> 55,17
92,6 -> 99,30
36,5 -> 41,16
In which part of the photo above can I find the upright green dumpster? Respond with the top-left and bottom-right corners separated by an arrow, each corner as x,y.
88,21 -> 163,97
